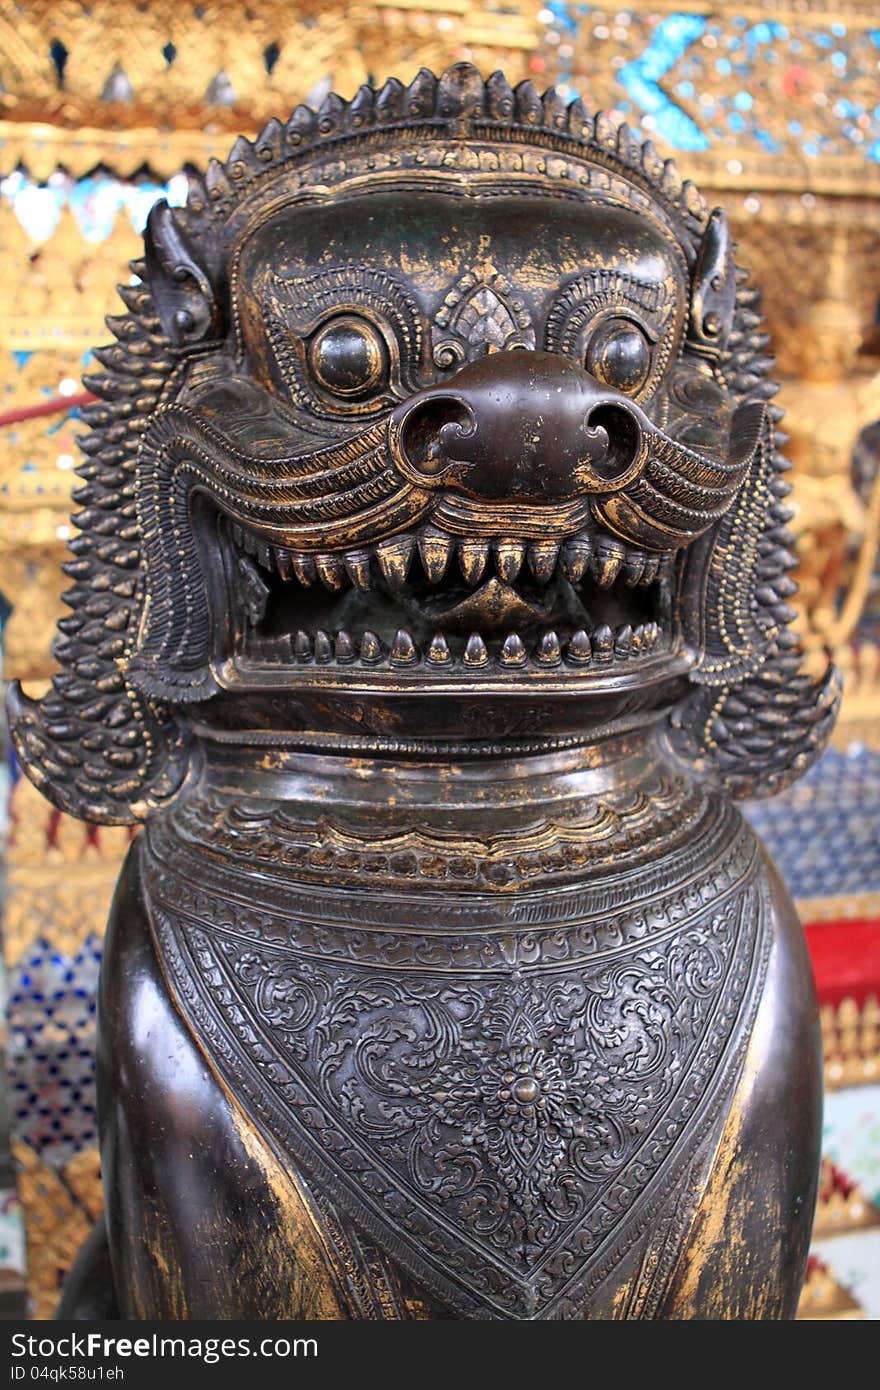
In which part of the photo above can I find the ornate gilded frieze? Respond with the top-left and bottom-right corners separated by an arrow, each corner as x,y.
537,4 -> 880,195
0,0 -> 539,177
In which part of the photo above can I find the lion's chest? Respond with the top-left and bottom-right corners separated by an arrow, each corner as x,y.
140,784 -> 769,1318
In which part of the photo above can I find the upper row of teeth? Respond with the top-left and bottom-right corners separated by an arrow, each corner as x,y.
231,524 -> 666,591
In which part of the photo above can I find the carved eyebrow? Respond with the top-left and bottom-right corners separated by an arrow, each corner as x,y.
545,267 -> 674,354
544,266 -> 682,402
263,265 -> 424,347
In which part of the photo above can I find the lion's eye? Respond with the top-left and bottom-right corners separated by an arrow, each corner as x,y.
308,315 -> 387,398
585,319 -> 651,395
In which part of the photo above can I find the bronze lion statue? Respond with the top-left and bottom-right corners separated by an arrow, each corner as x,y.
10,65 -> 839,1319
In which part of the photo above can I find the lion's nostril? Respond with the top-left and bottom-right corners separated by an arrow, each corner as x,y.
398,396 -> 476,477
584,403 -> 642,482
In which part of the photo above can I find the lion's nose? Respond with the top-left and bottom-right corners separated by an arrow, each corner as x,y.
391,349 -> 648,501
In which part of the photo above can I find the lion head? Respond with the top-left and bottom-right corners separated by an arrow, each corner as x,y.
9,66 -> 839,822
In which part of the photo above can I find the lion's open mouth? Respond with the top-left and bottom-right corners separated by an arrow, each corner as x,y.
221,515 -> 676,676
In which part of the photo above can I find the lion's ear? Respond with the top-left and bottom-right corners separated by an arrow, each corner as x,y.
688,207 -> 736,359
144,200 -> 222,347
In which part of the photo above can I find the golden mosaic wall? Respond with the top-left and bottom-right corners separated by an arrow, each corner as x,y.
1,0 -> 879,1317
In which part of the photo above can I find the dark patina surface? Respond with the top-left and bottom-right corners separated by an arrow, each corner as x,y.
11,65 -> 839,1318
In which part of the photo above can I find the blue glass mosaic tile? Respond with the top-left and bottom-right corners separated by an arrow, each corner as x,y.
744,745 -> 880,903
7,935 -> 102,1168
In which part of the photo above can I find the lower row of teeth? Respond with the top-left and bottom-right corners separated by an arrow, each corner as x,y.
245,622 -> 661,670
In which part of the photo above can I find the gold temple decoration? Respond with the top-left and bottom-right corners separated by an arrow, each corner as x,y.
821,995 -> 880,1089
12,1141 -> 102,1321
5,777 -> 133,970
812,1157 -> 880,1238
796,1256 -> 866,1320
0,0 -> 539,178
538,2 -> 880,198
4,774 -> 132,1317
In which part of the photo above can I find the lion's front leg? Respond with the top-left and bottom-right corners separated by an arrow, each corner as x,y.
96,842 -> 354,1320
